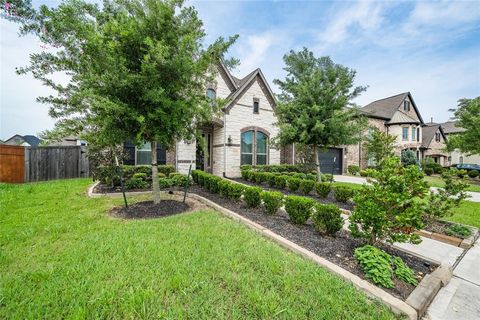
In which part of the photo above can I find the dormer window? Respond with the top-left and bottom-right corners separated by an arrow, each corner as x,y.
253,98 -> 259,114
206,88 -> 216,100
403,100 -> 410,112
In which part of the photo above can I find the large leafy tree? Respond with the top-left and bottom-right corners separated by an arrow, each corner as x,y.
274,48 -> 367,181
447,97 -> 480,155
363,128 -> 397,168
13,0 -> 237,203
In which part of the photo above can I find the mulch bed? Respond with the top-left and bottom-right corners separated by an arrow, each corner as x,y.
424,219 -> 470,239
111,200 -> 190,219
188,185 -> 436,301
230,178 -> 355,211
94,183 -> 152,194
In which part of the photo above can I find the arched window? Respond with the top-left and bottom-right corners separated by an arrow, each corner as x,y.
206,88 -> 216,100
240,128 -> 269,165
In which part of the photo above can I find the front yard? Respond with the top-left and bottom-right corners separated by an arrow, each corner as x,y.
0,179 -> 396,319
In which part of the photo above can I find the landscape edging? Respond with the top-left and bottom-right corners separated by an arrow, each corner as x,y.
172,191 -> 418,320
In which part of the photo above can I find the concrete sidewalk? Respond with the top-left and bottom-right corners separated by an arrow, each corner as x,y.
333,175 -> 480,203
425,238 -> 480,320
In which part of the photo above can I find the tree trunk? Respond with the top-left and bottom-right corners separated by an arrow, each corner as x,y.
151,141 -> 161,204
314,145 -> 321,182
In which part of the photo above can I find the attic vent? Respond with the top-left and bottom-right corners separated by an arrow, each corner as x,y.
403,100 -> 410,112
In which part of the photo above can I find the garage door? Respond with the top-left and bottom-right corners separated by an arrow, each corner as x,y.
319,148 -> 343,175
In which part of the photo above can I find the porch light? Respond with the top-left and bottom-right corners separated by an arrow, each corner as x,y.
227,135 -> 232,146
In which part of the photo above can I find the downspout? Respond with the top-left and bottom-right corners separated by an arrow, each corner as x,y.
223,112 -> 227,178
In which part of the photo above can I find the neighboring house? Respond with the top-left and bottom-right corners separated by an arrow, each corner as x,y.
47,136 -> 88,146
441,121 -> 480,165
340,92 -> 425,172
123,63 -> 280,177
421,123 -> 449,166
3,134 -> 41,147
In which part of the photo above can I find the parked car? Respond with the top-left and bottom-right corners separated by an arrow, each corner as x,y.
451,164 -> 480,171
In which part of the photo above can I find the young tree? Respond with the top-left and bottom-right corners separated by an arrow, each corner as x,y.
447,97 -> 480,155
14,0 -> 237,203
274,48 -> 367,181
401,149 -> 418,167
363,128 -> 397,168
349,157 -> 429,245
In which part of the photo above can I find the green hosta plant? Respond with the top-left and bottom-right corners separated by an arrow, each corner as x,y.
354,245 -> 394,288
349,157 -> 428,245
354,245 -> 417,288
261,191 -> 284,215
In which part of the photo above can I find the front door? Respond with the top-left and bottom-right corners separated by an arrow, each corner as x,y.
195,132 -> 213,172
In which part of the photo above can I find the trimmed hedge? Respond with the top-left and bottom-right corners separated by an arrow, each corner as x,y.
244,186 -> 262,208
312,203 -> 343,235
96,164 -> 175,186
284,195 -> 315,224
287,177 -> 302,192
348,165 -> 360,176
333,186 -> 355,203
315,182 -> 332,198
299,179 -> 315,195
261,191 -> 284,215
275,175 -> 288,189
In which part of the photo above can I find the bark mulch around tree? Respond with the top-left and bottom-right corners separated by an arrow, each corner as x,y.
111,200 -> 190,219
188,185 -> 437,301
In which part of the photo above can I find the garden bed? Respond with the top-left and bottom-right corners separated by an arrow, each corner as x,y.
187,184 -> 437,301
231,178 -> 355,211
94,183 -> 152,194
110,200 -> 190,219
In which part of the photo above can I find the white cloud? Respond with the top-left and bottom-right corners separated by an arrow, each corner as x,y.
316,1 -> 385,47
408,1 -> 480,28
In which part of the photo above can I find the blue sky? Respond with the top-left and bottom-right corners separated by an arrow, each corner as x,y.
1,0 -> 479,139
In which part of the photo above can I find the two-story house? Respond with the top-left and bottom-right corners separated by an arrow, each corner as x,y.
441,121 -> 480,165
123,62 -> 281,177
341,92 -> 449,171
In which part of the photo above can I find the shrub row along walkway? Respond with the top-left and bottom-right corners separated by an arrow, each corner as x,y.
333,175 -> 480,203
426,237 -> 480,320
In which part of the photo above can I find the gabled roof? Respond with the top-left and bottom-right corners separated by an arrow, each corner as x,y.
440,121 -> 466,134
5,134 -> 41,146
360,92 -> 425,125
223,68 -> 276,113
422,124 -> 447,148
386,110 -> 420,125
23,135 -> 41,146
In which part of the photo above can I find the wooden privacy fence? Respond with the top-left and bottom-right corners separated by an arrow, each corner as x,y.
0,145 -> 90,183
0,145 -> 25,183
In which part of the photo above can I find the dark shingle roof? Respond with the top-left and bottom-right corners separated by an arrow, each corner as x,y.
422,124 -> 447,148
441,121 -> 466,134
360,92 -> 409,119
22,135 -> 41,146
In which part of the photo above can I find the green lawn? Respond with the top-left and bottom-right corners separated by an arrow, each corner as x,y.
424,175 -> 480,193
0,179 -> 396,319
445,201 -> 480,229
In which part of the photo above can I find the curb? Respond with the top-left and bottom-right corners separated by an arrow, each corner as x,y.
175,191 -> 418,320
405,264 -> 452,319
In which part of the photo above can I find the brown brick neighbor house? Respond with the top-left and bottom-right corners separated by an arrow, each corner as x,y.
284,92 -> 450,174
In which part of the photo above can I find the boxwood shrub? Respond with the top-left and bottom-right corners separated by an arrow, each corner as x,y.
315,182 -> 332,198
266,173 -> 277,187
287,177 -> 302,192
244,186 -> 262,208
334,186 -> 355,203
159,178 -> 173,189
284,195 -> 315,224
299,179 -> 315,195
261,191 -> 284,215
312,203 -> 343,235
275,175 -> 288,189
227,183 -> 245,200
